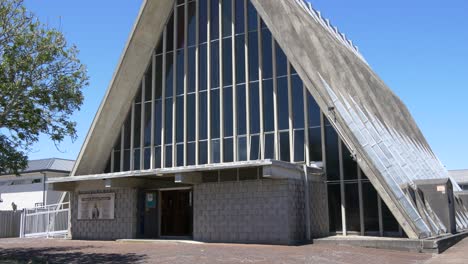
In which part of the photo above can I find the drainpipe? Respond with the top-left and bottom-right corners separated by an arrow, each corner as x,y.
303,165 -> 312,241
41,172 -> 46,206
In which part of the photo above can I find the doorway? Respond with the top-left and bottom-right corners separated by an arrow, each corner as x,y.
160,189 -> 192,237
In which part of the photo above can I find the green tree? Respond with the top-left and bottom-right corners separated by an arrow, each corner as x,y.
0,0 -> 88,174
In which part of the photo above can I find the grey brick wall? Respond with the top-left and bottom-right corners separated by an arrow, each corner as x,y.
193,179 -> 309,245
70,188 -> 138,240
309,179 -> 329,238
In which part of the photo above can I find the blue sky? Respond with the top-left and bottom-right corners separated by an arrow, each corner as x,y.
24,0 -> 468,170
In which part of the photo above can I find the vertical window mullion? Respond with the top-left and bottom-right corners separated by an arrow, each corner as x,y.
161,27 -> 167,168
287,63 -> 294,162
207,0 -> 212,164
110,149 -> 115,173
338,139 -> 347,235
303,84 -> 310,165
257,2 -> 264,160
272,39 -> 279,160
130,101 -> 135,171
195,0 -> 200,165
183,0 -> 189,166
140,79 -> 145,170
321,112 -> 327,172
150,52 -> 156,169
232,0 -> 238,162
172,2 -> 178,167
218,0 -> 224,163
120,127 -> 124,172
358,168 -> 365,235
378,195 -> 384,236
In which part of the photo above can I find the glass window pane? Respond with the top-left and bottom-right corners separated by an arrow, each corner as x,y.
176,144 -> 184,167
187,94 -> 196,142
237,84 -> 246,135
250,135 -> 260,160
308,92 -> 320,127
343,142 -> 358,180
223,86 -> 233,137
292,75 -> 304,129
104,158 -> 110,173
248,31 -> 259,81
123,150 -> 130,171
328,183 -> 343,232
155,100 -> 162,146
210,0 -> 219,40
294,130 -> 305,162
154,146 -> 161,169
166,14 -> 174,52
176,96 -> 184,143
155,36 -> 163,55
188,47 -> 196,93
187,142 -> 196,166
277,77 -> 289,130
135,85 -> 142,104
276,42 -> 288,77
345,183 -> 361,232
165,98 -> 173,142
238,136 -> 247,161
363,182 -> 379,232
223,138 -> 233,162
176,50 -> 184,95
261,29 -> 272,79
249,82 -> 260,134
165,53 -> 174,96
176,5 -> 185,49
382,200 -> 400,232
211,139 -> 220,163
247,0 -> 257,32
199,44 -> 208,91
188,2 -> 196,46
309,127 -> 322,162
235,0 -> 245,35
144,103 -> 151,147
211,41 -> 219,88
325,124 -> 340,181
134,149 -> 140,170
222,37 -> 232,86
113,151 -> 121,172
145,64 -> 152,102
263,79 -> 274,132
165,145 -> 172,168
199,141 -> 208,165
134,104 -> 141,147
235,34 -> 245,84
155,55 -> 163,100
144,148 -> 151,170
279,131 -> 290,162
199,0 -> 207,43
264,133 -> 274,159
124,112 -> 131,149
199,91 -> 208,140
211,89 -> 220,138
222,0 -> 232,38
113,132 -> 121,151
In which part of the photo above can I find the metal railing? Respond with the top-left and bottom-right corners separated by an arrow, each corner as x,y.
20,202 -> 69,238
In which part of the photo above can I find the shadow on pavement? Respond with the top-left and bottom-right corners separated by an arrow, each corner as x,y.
0,246 -> 146,264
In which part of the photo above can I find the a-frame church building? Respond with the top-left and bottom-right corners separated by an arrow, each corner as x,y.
50,0 -> 468,246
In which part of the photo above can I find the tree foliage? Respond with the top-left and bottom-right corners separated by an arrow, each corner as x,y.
0,0 -> 88,174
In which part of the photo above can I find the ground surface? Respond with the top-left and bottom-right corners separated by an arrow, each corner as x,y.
0,237 -> 467,264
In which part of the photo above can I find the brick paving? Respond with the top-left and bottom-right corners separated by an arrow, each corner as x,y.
0,237 -> 466,264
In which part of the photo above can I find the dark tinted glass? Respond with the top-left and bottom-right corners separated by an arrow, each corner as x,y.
211,139 -> 220,163
238,136 -> 247,161
187,2 -> 196,46
188,47 -> 196,93
235,34 -> 245,83
345,183 -> 361,232
210,89 -> 220,138
223,138 -> 233,162
165,53 -> 174,96
261,29 -> 272,79
211,41 -> 220,88
199,0 -> 207,43
308,92 -> 321,127
166,14 -> 174,52
187,94 -> 196,141
236,84 -> 246,135
134,104 -> 141,147
176,50 -> 184,95
123,112 -> 131,149
145,64 -> 152,102
199,91 -> 208,140
382,200 -> 400,232
343,142 -> 358,180
144,148 -> 151,170
328,183 -> 343,232
135,85 -> 142,103
235,0 -> 245,34
155,100 -> 162,146
176,96 -> 184,143
199,140 -> 208,164
250,135 -> 260,160
223,86 -> 233,137
123,150 -> 130,171
249,82 -> 260,134
276,42 -> 288,77
262,79 -> 274,132
154,146 -> 161,169
144,103 -> 151,147
222,38 -> 232,86
279,131 -> 290,162
114,132 -> 121,151
165,145 -> 172,167
113,151 -> 121,172
363,182 -> 379,232
177,144 -> 184,166
104,157 -> 110,173
165,98 -> 173,142
176,5 -> 185,49
222,0 -> 232,38
292,75 -> 304,129
325,124 -> 340,181
277,77 -> 289,130
210,0 -> 219,39
309,127 -> 322,162
294,130 -> 305,162
248,31 -> 259,81
264,133 -> 275,159
187,142 -> 196,165
247,0 -> 257,31
155,55 -> 163,100
199,44 -> 208,91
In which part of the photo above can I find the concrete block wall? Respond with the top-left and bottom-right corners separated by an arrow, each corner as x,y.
70,188 -> 138,240
193,179 -> 309,245
309,178 -> 329,238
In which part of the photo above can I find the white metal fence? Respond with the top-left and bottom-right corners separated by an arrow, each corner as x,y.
20,202 -> 69,238
0,211 -> 22,238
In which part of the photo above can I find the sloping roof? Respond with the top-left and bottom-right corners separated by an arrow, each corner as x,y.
23,158 -> 75,173
449,170 -> 468,184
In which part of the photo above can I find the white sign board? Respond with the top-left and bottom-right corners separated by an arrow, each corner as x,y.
77,193 -> 115,220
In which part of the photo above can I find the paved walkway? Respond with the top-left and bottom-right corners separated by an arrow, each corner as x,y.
0,237 -> 466,264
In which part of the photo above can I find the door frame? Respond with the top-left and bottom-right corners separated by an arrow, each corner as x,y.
158,187 -> 193,239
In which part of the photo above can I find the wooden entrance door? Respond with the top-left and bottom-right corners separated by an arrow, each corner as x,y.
160,189 -> 192,237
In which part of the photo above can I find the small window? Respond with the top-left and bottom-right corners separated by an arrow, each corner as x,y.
32,179 -> 42,184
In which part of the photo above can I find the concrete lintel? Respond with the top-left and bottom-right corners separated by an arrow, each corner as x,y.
175,172 -> 202,184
